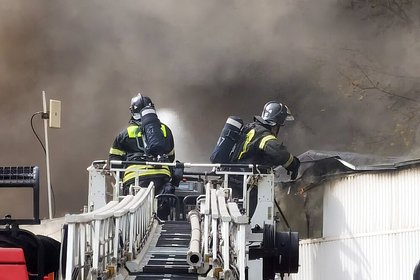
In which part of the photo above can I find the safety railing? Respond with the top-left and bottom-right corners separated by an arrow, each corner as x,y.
113,182 -> 155,259
216,188 -> 248,279
188,183 -> 249,280
64,182 -> 155,279
194,171 -> 299,280
82,160 -> 273,279
227,200 -> 248,279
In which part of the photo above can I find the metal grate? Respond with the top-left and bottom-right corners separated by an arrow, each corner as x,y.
0,166 -> 40,225
0,166 -> 38,186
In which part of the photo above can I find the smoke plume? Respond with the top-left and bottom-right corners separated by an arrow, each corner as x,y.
1,0 -> 420,217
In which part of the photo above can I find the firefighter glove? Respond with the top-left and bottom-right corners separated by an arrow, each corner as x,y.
285,156 -> 300,180
171,160 -> 184,187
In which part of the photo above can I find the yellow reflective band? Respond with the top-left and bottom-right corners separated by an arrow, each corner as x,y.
127,125 -> 142,138
238,129 -> 255,160
125,164 -> 170,172
123,165 -> 171,183
161,124 -> 167,137
127,124 -> 167,138
283,154 -> 294,168
109,147 -> 125,156
259,135 -> 277,150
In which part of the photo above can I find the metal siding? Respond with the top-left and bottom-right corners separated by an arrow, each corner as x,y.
285,230 -> 420,280
284,166 -> 420,280
323,167 -> 420,236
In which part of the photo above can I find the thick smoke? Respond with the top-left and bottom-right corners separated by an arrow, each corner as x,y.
1,0 -> 420,217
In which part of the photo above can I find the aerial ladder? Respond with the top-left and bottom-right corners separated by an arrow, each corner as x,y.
0,162 -> 299,280
63,161 -> 300,280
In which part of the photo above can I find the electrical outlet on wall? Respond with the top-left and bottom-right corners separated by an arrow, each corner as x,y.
49,99 -> 61,128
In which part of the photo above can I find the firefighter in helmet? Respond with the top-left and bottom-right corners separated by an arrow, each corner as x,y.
230,101 -> 300,215
109,93 -> 176,219
232,101 -> 300,175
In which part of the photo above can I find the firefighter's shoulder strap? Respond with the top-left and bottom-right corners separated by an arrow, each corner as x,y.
229,122 -> 255,162
231,122 -> 272,161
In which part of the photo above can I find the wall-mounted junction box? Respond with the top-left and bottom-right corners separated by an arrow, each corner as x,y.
49,99 -> 61,128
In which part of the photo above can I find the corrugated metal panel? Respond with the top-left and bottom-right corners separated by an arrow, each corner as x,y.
283,166 -> 420,279
323,167 -> 420,236
285,229 -> 420,280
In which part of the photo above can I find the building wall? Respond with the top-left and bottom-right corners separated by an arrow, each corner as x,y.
323,167 -> 420,236
284,165 -> 420,280
286,229 -> 420,280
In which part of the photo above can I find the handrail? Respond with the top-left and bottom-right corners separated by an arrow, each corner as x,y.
216,189 -> 231,223
202,183 -> 211,258
64,196 -> 134,279
90,195 -> 135,273
193,181 -> 255,280
64,201 -> 119,224
109,160 -> 272,175
227,202 -> 248,279
216,189 -> 232,274
210,189 -> 219,264
64,182 -> 156,279
93,195 -> 134,219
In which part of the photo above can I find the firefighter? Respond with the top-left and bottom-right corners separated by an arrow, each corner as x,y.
109,93 -> 176,219
230,101 -> 300,216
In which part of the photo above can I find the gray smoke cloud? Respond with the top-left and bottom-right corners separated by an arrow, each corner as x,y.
1,0 -> 420,217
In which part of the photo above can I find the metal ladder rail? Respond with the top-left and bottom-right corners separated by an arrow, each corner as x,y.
64,196 -> 134,279
65,200 -> 120,280
113,188 -> 147,261
91,195 -> 135,275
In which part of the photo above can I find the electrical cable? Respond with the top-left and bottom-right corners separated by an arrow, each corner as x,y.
31,112 -> 46,153
30,111 -> 56,217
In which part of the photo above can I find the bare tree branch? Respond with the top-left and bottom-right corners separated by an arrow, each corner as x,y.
355,64 -> 420,102
378,0 -> 412,23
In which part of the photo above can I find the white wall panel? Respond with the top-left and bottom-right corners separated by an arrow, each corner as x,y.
323,167 -> 420,236
283,166 -> 420,280
285,229 -> 420,280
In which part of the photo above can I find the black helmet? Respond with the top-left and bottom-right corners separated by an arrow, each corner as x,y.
130,93 -> 153,120
260,101 -> 294,126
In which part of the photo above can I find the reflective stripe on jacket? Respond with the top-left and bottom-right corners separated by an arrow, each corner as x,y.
109,121 -> 175,184
235,123 -> 273,162
109,122 -> 175,162
232,122 -> 292,167
123,164 -> 171,184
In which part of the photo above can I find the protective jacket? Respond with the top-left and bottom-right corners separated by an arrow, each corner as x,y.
231,121 -> 294,169
109,120 -> 175,185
